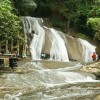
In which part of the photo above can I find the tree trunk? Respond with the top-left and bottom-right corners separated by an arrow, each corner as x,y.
17,40 -> 19,55
67,18 -> 71,34
11,40 -> 13,53
5,40 -> 8,54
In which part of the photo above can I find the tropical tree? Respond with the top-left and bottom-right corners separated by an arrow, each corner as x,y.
0,0 -> 21,53
34,0 -> 96,33
0,0 -> 21,40
11,0 -> 37,16
87,18 -> 100,40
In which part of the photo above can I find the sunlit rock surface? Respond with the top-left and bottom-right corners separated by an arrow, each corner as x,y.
65,35 -> 83,61
81,62 -> 100,79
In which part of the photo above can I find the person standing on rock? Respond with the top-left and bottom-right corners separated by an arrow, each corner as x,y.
92,52 -> 97,61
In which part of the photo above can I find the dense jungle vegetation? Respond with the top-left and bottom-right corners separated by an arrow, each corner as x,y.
0,0 -> 100,52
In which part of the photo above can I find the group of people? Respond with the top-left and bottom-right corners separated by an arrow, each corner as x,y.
0,49 -> 18,57
92,52 -> 100,62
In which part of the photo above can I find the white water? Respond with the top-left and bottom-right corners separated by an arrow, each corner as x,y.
49,28 -> 69,61
21,16 -> 96,63
44,26 -> 69,61
21,17 -> 45,60
78,38 -> 96,63
1,61 -> 100,100
1,17 -> 99,100
21,16 -> 69,62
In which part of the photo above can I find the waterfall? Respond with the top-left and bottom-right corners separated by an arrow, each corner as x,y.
78,38 -> 96,63
21,16 -> 96,63
21,17 -> 45,60
1,16 -> 99,99
21,16 -> 69,61
66,35 -> 96,63
49,28 -> 69,61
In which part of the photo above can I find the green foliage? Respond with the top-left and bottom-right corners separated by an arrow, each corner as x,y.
0,0 -> 21,41
87,18 -> 100,40
75,33 -> 93,43
11,0 -> 99,33
88,0 -> 100,17
34,0 -> 96,32
12,0 -> 37,16
0,0 -> 99,43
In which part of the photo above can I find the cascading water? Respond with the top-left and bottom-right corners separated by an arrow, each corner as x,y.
43,26 -> 69,61
21,16 -> 69,61
1,61 -> 100,100
21,16 -> 96,63
49,28 -> 69,61
21,17 -> 45,60
1,16 -> 99,100
78,38 -> 96,63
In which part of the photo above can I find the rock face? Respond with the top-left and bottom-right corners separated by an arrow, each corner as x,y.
21,16 -> 96,63
65,35 -> 96,63
81,62 -> 100,73
42,27 -> 52,54
81,62 -> 100,79
65,35 -> 83,61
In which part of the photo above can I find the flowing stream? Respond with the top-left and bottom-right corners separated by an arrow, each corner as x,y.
0,17 -> 99,100
0,61 -> 100,100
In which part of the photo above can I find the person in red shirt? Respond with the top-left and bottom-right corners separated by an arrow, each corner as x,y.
92,52 -> 97,61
